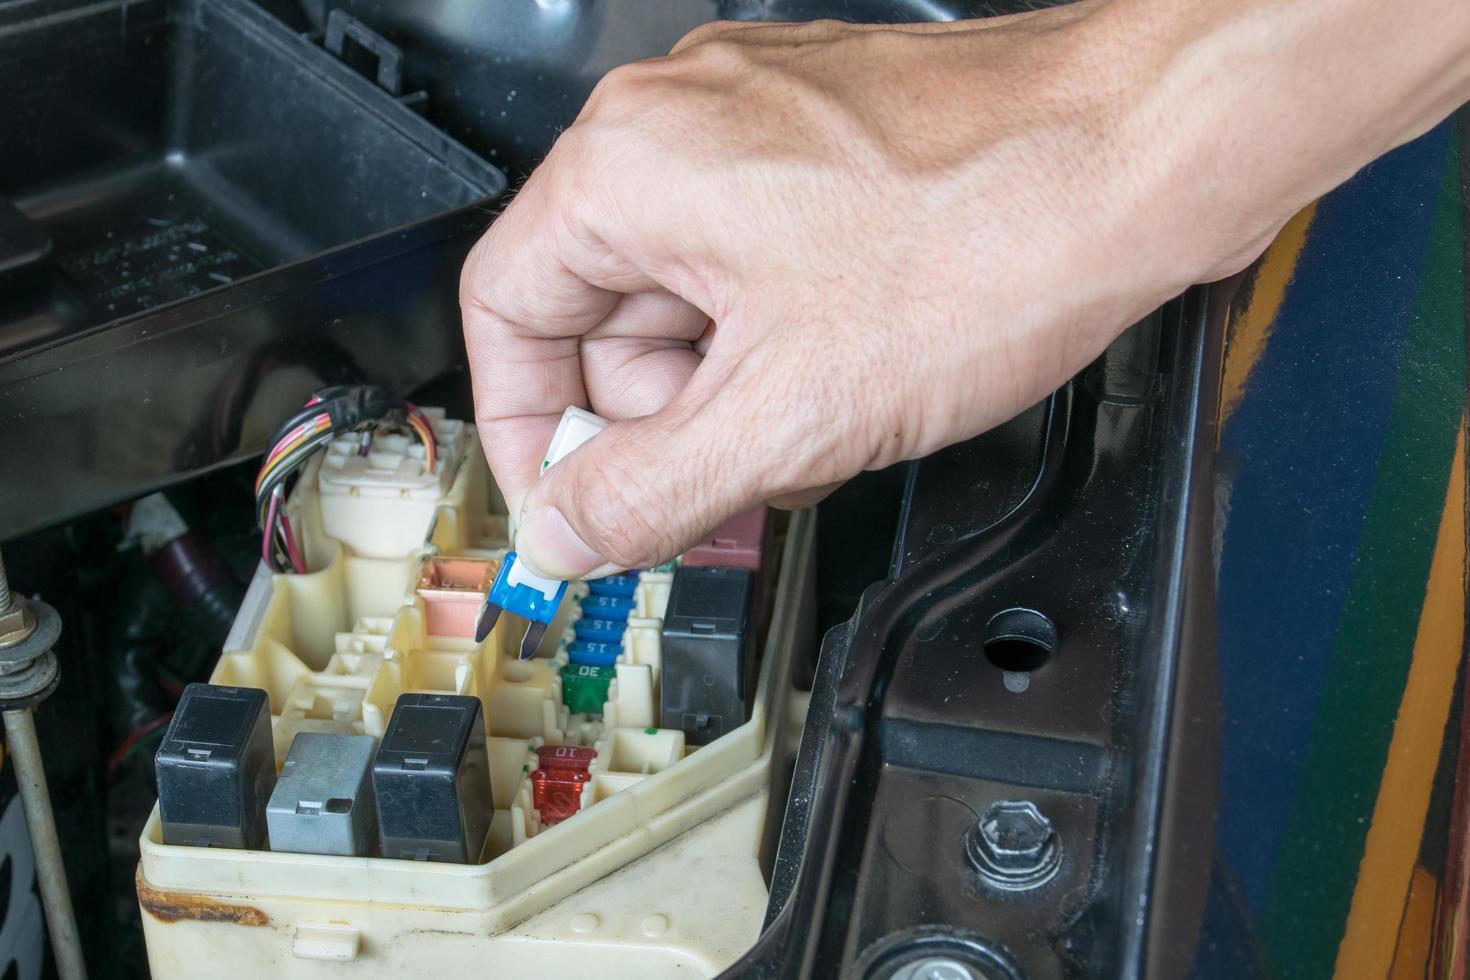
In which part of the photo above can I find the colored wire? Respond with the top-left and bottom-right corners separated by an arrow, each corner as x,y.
277,493 -> 307,574
255,412 -> 332,495
106,712 -> 174,779
254,385 -> 438,572
262,485 -> 283,569
405,406 -> 437,474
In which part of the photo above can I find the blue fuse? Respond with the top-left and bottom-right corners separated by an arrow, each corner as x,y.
568,641 -> 623,668
574,617 -> 625,644
473,407 -> 611,660
579,594 -> 635,621
587,573 -> 641,599
473,552 -> 568,659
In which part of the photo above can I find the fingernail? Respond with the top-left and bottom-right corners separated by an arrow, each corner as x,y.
516,506 -> 621,580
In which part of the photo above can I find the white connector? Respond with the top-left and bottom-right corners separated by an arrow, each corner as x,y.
317,409 -> 467,559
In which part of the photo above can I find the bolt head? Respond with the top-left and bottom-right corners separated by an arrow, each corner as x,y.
890,957 -> 978,980
966,800 -> 1061,890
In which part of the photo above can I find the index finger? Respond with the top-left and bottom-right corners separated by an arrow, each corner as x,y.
459,157 -> 621,513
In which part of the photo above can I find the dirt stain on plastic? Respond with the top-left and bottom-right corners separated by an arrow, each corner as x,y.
135,868 -> 268,926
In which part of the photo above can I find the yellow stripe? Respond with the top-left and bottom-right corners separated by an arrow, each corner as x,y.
1219,203 -> 1319,431
1388,865 -> 1440,979
1332,420 -> 1468,979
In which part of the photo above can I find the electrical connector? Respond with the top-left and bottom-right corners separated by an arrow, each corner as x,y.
474,407 -> 610,655
316,409 -> 466,561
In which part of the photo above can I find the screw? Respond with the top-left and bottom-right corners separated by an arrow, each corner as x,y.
966,799 -> 1061,891
0,549 -> 12,615
890,958 -> 978,980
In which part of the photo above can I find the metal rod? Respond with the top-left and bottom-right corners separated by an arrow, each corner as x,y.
4,707 -> 88,980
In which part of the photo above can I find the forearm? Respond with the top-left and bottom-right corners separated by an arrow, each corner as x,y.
1099,0 -> 1470,289
462,5 -> 1470,575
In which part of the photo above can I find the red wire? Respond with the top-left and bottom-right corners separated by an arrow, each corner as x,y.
106,712 -> 174,778
278,505 -> 307,574
262,488 -> 282,569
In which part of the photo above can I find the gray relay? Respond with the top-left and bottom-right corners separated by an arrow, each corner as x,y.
266,732 -> 377,856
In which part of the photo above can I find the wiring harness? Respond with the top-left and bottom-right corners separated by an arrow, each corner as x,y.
255,385 -> 436,573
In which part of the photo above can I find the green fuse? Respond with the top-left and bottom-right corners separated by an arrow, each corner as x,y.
560,663 -> 615,715
650,558 -> 680,573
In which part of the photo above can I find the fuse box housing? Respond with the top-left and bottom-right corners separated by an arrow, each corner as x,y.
136,413 -> 815,980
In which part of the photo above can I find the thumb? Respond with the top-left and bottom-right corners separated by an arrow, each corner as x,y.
514,393 -> 769,579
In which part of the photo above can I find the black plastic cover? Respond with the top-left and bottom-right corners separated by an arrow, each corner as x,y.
0,0 -> 508,543
155,683 -> 276,849
372,693 -> 491,863
660,566 -> 755,745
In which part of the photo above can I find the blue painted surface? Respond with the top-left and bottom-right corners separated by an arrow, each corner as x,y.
1211,125 -> 1451,910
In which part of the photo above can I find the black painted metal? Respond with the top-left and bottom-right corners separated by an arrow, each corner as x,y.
727,285 -> 1227,978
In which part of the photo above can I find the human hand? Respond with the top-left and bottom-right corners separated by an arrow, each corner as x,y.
461,0 -> 1470,579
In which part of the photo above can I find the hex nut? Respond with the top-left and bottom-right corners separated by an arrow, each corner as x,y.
0,596 -> 35,649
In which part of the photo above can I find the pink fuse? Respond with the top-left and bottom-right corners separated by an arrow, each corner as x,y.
532,745 -> 596,825
416,557 -> 496,638
685,507 -> 773,633
684,506 -> 769,571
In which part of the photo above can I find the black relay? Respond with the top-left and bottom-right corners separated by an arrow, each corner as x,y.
155,683 -> 277,849
372,693 -> 492,863
659,566 -> 755,746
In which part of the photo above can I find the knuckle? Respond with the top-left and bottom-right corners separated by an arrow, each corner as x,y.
566,450 -> 674,566
458,234 -> 489,307
681,37 -> 752,77
670,20 -> 737,55
586,62 -> 658,116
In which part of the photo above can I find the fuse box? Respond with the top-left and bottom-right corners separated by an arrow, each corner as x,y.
136,409 -> 816,979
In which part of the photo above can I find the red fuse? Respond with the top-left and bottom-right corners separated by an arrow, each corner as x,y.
531,745 -> 596,825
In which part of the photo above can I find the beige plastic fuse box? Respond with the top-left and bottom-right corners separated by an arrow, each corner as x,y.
136,411 -> 815,979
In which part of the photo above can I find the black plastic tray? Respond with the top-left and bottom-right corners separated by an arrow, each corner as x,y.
0,0 -> 506,538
